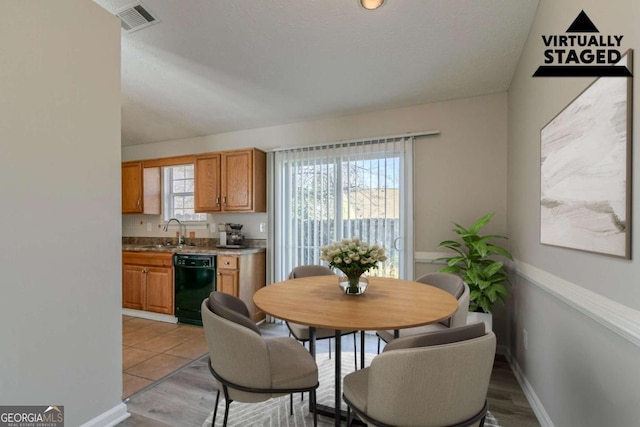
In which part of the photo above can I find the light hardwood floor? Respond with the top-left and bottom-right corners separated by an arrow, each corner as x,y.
119,320 -> 540,427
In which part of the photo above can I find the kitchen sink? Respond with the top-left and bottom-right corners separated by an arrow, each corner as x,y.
137,244 -> 183,249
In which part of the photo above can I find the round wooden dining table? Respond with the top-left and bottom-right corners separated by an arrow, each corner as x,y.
253,275 -> 459,426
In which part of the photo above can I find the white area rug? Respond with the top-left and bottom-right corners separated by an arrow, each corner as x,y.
203,353 -> 500,427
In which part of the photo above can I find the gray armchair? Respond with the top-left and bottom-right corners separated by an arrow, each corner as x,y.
343,322 -> 496,427
202,292 -> 319,427
376,272 -> 470,351
286,265 -> 359,368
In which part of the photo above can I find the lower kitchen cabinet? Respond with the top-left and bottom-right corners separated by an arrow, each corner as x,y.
144,267 -> 174,314
122,250 -> 265,320
122,265 -> 146,310
123,252 -> 174,315
217,252 -> 265,322
217,268 -> 239,297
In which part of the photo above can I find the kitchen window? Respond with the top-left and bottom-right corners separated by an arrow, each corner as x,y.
163,164 -> 207,222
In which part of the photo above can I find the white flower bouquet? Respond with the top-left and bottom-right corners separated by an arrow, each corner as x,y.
320,237 -> 387,293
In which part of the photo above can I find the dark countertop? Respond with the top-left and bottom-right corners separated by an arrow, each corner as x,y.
122,244 -> 265,256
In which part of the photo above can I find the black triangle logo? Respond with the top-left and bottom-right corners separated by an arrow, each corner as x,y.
566,10 -> 599,33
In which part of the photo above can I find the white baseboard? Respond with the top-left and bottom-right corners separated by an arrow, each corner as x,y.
503,350 -> 554,427
79,402 -> 129,427
122,308 -> 178,323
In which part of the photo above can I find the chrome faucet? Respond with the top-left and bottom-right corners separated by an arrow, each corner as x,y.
163,218 -> 184,245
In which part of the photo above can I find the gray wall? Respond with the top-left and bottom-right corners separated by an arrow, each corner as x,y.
0,1 -> 123,425
508,0 -> 640,425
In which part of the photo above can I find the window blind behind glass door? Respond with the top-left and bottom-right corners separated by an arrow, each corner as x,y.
274,137 -> 413,282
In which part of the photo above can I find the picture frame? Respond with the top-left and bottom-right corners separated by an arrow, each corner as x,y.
540,50 -> 633,259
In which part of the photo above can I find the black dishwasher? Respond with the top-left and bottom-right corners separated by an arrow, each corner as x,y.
174,253 -> 216,325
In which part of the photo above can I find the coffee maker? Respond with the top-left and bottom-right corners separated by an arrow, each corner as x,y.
227,223 -> 245,246
218,223 -> 246,248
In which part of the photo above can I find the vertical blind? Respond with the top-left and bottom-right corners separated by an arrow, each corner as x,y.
272,137 -> 413,282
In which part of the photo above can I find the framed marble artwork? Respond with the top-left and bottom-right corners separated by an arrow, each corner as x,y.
540,50 -> 633,258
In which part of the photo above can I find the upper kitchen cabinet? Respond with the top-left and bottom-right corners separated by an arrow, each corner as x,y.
195,148 -> 266,213
194,153 -> 222,212
121,161 -> 161,214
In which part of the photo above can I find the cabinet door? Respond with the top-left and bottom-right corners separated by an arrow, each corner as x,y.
145,267 -> 174,315
142,167 -> 161,215
221,150 -> 253,211
218,269 -> 239,297
122,162 -> 160,215
122,162 -> 142,213
123,265 -> 145,310
195,154 -> 222,212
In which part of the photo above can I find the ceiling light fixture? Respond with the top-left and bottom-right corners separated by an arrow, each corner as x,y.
360,0 -> 385,11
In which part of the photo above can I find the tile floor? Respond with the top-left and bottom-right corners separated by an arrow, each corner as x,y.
122,315 -> 208,399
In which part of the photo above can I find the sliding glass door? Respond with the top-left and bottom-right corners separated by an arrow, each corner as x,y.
273,137 -> 413,282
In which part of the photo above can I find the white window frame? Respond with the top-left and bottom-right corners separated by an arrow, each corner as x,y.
163,164 -> 207,223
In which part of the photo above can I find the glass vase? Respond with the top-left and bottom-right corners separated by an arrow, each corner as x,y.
339,274 -> 368,296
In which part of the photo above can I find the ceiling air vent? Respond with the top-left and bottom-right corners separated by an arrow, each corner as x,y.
116,3 -> 159,33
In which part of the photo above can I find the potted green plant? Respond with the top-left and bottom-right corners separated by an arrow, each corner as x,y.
435,212 -> 513,330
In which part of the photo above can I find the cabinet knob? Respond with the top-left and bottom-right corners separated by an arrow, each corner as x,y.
222,196 -> 227,206
216,196 -> 220,207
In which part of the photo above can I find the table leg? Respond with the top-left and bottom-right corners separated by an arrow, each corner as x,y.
309,327 -> 316,413
305,329 -> 364,426
335,329 -> 341,427
360,331 -> 365,369
394,329 -> 399,339
309,327 -> 316,358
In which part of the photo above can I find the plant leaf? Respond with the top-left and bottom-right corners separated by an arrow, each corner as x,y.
494,285 -> 509,296
478,280 -> 492,290
473,242 -> 489,257
451,222 -> 469,233
483,262 -> 503,278
487,244 -> 513,260
437,240 -> 461,248
477,235 -> 507,244
447,256 -> 465,266
469,212 -> 494,234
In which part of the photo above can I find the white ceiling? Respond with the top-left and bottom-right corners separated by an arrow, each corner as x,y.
93,0 -> 539,146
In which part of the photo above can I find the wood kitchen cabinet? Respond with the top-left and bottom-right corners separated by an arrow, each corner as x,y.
144,267 -> 174,314
217,268 -> 239,297
217,253 -> 266,322
122,265 -> 146,310
194,153 -> 222,212
122,252 -> 174,315
194,148 -> 266,213
121,161 -> 161,214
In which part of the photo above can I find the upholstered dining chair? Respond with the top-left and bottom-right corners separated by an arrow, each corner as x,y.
287,265 -> 359,369
376,272 -> 470,352
343,322 -> 496,427
202,292 -> 319,427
